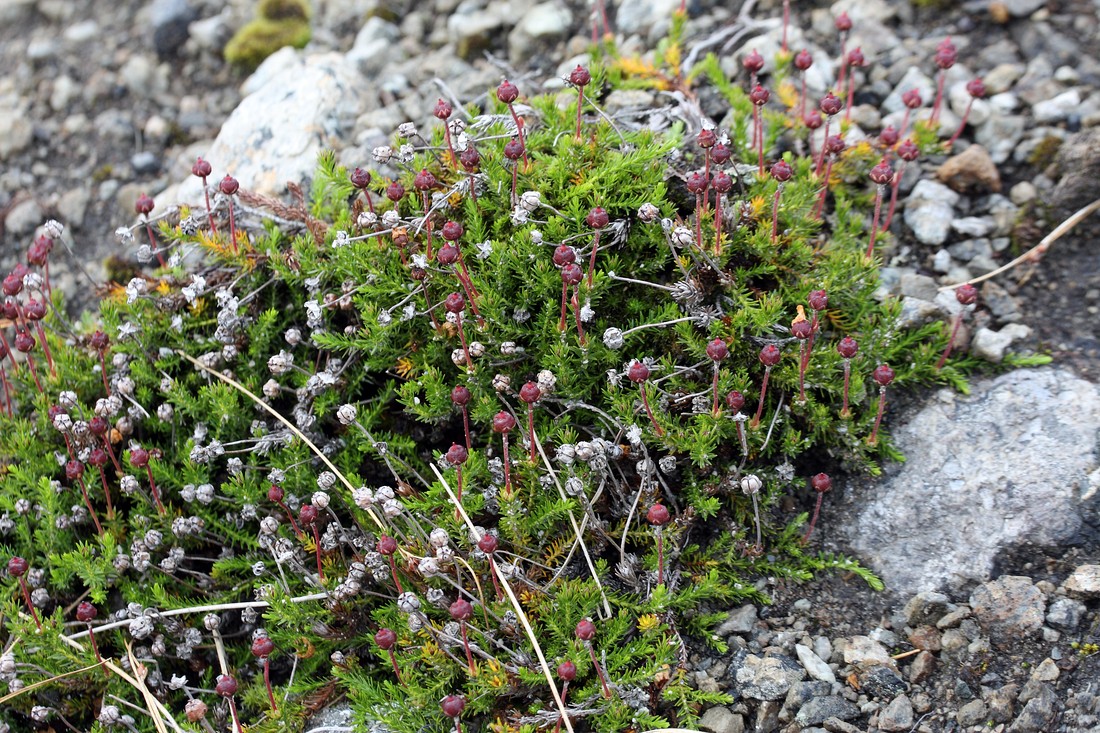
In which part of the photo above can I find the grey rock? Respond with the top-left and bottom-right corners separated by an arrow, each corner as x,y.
1009,180 -> 1038,205
948,81 -> 991,127
131,151 -> 161,175
1063,564 -> 1100,597
795,644 -> 835,684
1033,89 -> 1081,125
27,37 -> 60,61
947,237 -> 992,262
4,198 -> 44,236
987,194 -> 1019,237
1046,597 -> 1086,630
984,63 -> 1025,94
841,368 -> 1100,594
908,650 -> 935,683
57,187 -> 91,228
899,273 -> 939,301
615,0 -> 680,41
1000,0 -> 1045,16
814,637 -> 832,665
970,575 -> 1047,637
783,680 -> 831,714
0,103 -> 34,161
878,694 -> 914,731
163,51 -> 369,208
904,180 -> 959,245
844,636 -> 894,669
150,0 -> 196,59
859,665 -> 908,699
1029,658 -> 1059,682
1052,130 -> 1100,219
348,18 -> 402,76
970,324 -> 1031,363
951,217 -> 994,238
987,684 -> 1018,723
699,706 -> 744,733
508,2 -> 573,63
957,699 -> 988,727
93,110 -> 136,142
795,696 -> 861,727
63,20 -> 100,43
1008,682 -> 1061,733
734,654 -> 804,701
904,591 -> 951,626
897,298 -> 938,328
188,13 -> 229,51
717,604 -> 757,636
975,113 -> 1025,164
980,280 -> 1021,323
603,89 -> 657,114
754,699 -> 780,733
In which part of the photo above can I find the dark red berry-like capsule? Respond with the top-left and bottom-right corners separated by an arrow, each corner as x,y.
433,99 -> 453,120
955,283 -> 978,305
647,503 -> 670,526
553,245 -> 576,267
835,12 -> 852,32
459,146 -> 480,172
375,628 -> 397,650
267,484 -> 285,503
742,49 -> 764,74
575,619 -> 596,641
477,533 -> 498,554
503,138 -> 524,161
902,88 -> 922,109
586,207 -> 609,229
386,181 -> 405,201
519,381 -> 541,404
685,172 -> 708,195
251,636 -> 275,658
712,171 -> 733,194
808,290 -> 828,311
218,176 -> 239,195
441,221 -> 463,241
491,411 -> 516,433
561,263 -> 583,286
749,85 -> 770,106
934,37 -> 957,69
791,319 -> 813,340
872,364 -> 895,386
627,360 -> 650,383
90,330 -> 110,351
879,125 -> 899,147
847,47 -> 865,67
413,169 -> 437,191
820,92 -> 842,117
794,49 -> 813,70
711,141 -> 731,164
215,675 -> 238,697
130,447 -> 150,468
350,167 -> 372,189
568,65 -> 591,87
449,598 -> 473,621
803,110 -> 823,130
837,336 -> 859,359
697,128 -> 716,149
76,601 -> 97,622
706,338 -> 728,362
444,292 -> 465,314
897,139 -> 920,161
191,157 -> 212,178
870,159 -> 894,185
771,160 -> 793,182
811,473 -> 832,493
65,460 -> 84,480
135,193 -> 155,215
441,695 -> 466,719
966,77 -> 986,98
7,556 -> 28,576
377,535 -> 398,555
557,660 -> 577,681
759,344 -> 781,366
14,331 -> 34,353
725,391 -> 745,412
437,243 -> 459,265
446,443 -> 468,465
451,385 -> 471,406
299,504 -> 319,526
496,80 -> 519,104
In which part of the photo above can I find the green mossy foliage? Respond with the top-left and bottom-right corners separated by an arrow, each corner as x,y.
0,47 -> 997,733
224,0 -> 312,69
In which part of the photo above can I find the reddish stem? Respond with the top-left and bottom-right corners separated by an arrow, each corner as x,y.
586,231 -> 601,288
202,176 -> 215,235
77,476 -> 103,536
0,332 -> 17,374
263,659 -> 278,711
102,436 -> 122,473
571,287 -> 586,346
311,524 -> 325,581
931,70 -> 947,125
227,697 -> 243,733
639,385 -> 664,436
553,682 -> 570,733
33,323 -> 55,378
883,163 -> 905,230
98,351 -> 111,396
575,88 -> 585,140
98,467 -> 115,520
87,624 -> 109,676
17,577 -> 42,630
868,387 -> 887,445
782,0 -> 790,52
501,434 -> 513,496
771,185 -> 783,242
0,366 -> 12,417
527,404 -> 536,463
461,406 -> 471,453
750,365 -> 773,428
455,465 -> 464,503
277,499 -> 303,538
798,340 -> 811,403
655,529 -> 665,586
587,643 -> 612,699
227,203 -> 238,254
25,353 -> 43,394
866,184 -> 885,260
387,648 -> 405,686
144,464 -> 165,514
936,313 -> 964,370
947,99 -> 973,147
559,281 -> 570,333
455,312 -> 473,372
814,118 -> 831,177
387,554 -> 404,593
711,369 -> 720,416
460,621 -> 476,674
144,220 -> 167,268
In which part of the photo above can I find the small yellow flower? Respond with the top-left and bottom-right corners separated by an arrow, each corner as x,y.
637,613 -> 661,634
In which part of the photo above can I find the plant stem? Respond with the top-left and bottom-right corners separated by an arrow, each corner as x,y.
868,386 -> 887,445
866,183 -> 885,260
750,365 -> 773,428
936,312 -> 964,370
840,360 -> 852,418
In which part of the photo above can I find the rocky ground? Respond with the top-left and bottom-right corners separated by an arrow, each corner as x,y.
1,0 -> 1099,731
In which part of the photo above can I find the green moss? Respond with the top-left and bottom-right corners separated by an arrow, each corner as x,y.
1027,135 -> 1063,169
224,0 -> 312,69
